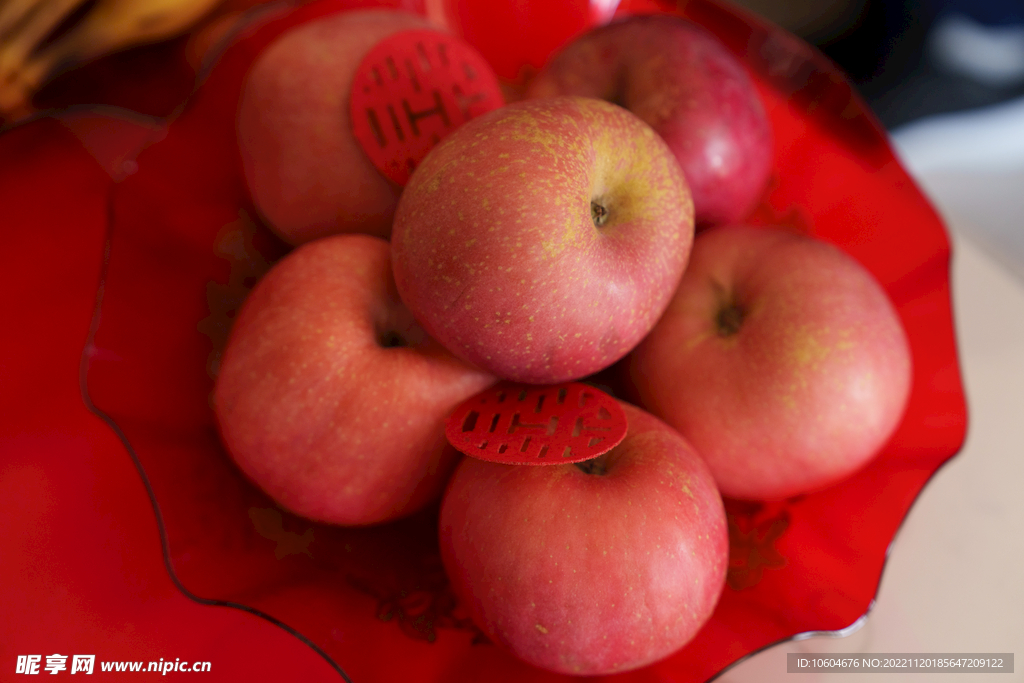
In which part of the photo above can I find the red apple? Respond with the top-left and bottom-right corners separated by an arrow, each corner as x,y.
213,234 -> 495,526
236,9 -> 503,245
526,14 -> 773,228
237,10 -> 427,245
439,401 -> 728,676
391,96 -> 694,385
627,225 -> 913,500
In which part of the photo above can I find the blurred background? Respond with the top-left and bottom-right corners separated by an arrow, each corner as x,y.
735,0 -> 1024,129
3,0 -> 1024,130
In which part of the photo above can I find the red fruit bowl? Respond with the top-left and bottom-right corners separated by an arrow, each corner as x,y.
3,0 -> 967,681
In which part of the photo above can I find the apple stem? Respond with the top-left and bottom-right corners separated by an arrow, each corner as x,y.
575,453 -> 609,475
591,200 -> 609,228
378,330 -> 407,348
715,304 -> 744,337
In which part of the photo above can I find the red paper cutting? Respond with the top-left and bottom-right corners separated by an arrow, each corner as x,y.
349,28 -> 504,185
446,382 -> 628,465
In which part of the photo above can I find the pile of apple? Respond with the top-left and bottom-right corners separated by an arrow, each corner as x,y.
215,7 -> 913,677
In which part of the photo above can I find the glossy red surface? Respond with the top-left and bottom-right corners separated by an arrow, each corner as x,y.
2,0 -> 967,681
0,119 -> 341,681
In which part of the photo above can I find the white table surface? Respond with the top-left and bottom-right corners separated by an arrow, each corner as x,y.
719,100 -> 1024,682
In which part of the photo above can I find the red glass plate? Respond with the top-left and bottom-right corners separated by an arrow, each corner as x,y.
0,116 -> 344,680
71,0 -> 967,682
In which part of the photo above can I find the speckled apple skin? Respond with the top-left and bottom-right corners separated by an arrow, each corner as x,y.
628,225 -> 913,500
527,14 -> 773,228
439,401 -> 728,676
214,234 -> 495,526
237,10 -> 431,246
391,96 -> 694,385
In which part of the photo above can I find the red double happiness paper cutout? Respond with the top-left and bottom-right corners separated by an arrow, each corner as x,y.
349,28 -> 504,186
445,382 -> 628,466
